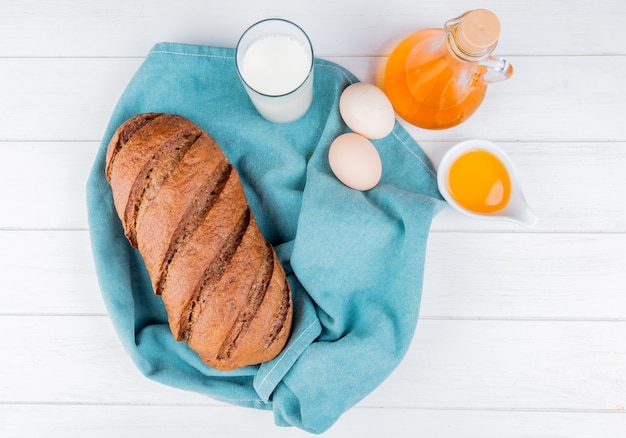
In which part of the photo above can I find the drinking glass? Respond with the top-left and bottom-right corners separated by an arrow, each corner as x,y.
236,18 -> 314,123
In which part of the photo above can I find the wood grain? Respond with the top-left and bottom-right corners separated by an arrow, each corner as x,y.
1,316 -> 624,412
0,56 -> 624,142
1,405 -> 626,438
0,404 -> 626,438
0,0 -> 624,57
1,141 -> 624,232
2,231 -> 625,320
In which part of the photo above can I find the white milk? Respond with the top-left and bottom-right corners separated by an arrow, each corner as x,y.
241,34 -> 311,96
237,32 -> 314,123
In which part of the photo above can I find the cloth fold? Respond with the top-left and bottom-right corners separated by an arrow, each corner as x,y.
86,42 -> 443,434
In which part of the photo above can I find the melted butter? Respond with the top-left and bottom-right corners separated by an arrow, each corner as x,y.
447,149 -> 511,214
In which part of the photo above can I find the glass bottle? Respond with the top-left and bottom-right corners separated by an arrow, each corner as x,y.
384,9 -> 513,130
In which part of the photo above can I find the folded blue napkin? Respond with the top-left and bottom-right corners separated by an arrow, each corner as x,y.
86,42 -> 443,433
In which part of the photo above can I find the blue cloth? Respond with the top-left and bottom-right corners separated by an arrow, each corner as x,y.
86,42 -> 443,433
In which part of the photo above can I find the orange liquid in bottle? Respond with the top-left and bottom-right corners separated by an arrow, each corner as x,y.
447,149 -> 511,214
384,29 -> 487,129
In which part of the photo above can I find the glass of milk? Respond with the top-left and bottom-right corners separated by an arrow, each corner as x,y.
236,18 -> 314,123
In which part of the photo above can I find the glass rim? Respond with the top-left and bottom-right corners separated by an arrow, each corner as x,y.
235,18 -> 314,98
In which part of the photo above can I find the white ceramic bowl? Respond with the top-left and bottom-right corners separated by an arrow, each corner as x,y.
436,139 -> 537,227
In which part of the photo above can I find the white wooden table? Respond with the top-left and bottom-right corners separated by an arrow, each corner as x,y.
1,1 -> 625,436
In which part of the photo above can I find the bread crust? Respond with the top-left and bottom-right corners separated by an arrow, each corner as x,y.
106,113 -> 293,371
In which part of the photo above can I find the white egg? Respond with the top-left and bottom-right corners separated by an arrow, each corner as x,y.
328,133 -> 382,191
339,82 -> 395,140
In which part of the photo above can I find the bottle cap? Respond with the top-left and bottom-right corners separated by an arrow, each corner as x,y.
457,9 -> 501,55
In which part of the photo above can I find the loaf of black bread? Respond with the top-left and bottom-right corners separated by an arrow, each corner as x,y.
105,113 -> 292,371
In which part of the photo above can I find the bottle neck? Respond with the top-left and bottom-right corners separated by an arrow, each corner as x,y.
444,13 -> 499,62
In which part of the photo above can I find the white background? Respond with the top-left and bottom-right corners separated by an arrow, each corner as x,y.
1,0 -> 625,436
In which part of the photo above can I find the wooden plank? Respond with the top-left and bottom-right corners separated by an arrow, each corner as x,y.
0,315 -> 210,405
0,142 -> 97,230
1,140 -> 625,231
2,229 -> 625,317
0,56 -> 624,143
0,230 -> 104,315
381,320 -> 626,410
0,0 -> 624,57
339,55 -> 626,142
1,405 -> 625,438
0,58 -> 141,142
1,316 -> 624,411
426,141 -> 626,232
2,231 -> 625,318
421,232 -> 626,319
